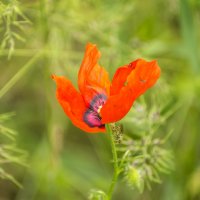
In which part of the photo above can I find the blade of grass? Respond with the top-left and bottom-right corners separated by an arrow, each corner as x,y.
0,51 -> 43,99
180,0 -> 199,73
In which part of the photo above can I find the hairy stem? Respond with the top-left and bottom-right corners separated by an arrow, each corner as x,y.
106,124 -> 119,200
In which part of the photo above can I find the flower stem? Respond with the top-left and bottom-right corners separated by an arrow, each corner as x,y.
106,124 -> 119,200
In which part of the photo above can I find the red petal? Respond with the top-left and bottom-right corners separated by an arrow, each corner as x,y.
127,59 -> 161,98
101,87 -> 134,123
110,60 -> 139,95
78,43 -> 110,105
52,75 -> 105,133
100,59 -> 160,123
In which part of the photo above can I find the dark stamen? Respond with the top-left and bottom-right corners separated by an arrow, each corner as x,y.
83,94 -> 107,127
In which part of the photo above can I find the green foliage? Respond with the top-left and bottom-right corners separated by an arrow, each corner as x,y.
88,189 -> 108,200
111,95 -> 175,193
0,0 -> 30,59
0,112 -> 26,187
124,165 -> 144,193
122,133 -> 174,192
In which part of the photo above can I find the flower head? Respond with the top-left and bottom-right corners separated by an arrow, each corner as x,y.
52,43 -> 160,133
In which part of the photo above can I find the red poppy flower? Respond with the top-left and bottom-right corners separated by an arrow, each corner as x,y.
52,43 -> 160,133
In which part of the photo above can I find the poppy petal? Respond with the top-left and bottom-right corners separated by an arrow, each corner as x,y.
110,60 -> 139,95
127,59 -> 161,98
78,43 -> 110,106
100,59 -> 160,123
52,75 -> 105,133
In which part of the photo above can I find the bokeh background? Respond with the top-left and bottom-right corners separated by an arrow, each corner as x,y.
0,0 -> 200,199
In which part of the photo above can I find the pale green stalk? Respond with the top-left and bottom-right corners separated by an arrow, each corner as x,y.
0,51 -> 43,99
106,124 -> 119,200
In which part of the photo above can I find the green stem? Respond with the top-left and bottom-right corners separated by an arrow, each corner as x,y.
0,51 -> 42,99
106,124 -> 119,200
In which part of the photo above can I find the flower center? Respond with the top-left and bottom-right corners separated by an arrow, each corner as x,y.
83,94 -> 107,128
97,105 -> 102,115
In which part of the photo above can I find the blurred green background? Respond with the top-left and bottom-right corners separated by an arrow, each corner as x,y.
0,0 -> 200,199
